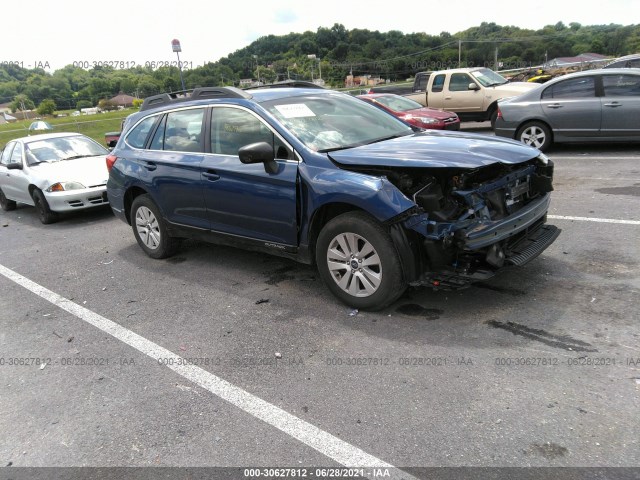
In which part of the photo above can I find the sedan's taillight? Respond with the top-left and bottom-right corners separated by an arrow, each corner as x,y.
497,107 -> 503,120
106,154 -> 118,172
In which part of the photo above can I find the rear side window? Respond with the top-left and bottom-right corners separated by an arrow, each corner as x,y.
431,74 -> 445,93
541,77 -> 595,99
126,115 -> 158,149
602,74 -> 640,97
163,109 -> 204,152
415,74 -> 430,91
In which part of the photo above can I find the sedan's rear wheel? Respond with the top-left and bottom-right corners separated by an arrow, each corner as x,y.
32,189 -> 58,224
517,121 -> 552,152
316,211 -> 406,310
0,188 -> 16,211
131,194 -> 180,259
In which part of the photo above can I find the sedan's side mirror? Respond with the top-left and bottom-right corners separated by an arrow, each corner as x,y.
238,141 -> 278,174
7,163 -> 23,170
468,83 -> 480,91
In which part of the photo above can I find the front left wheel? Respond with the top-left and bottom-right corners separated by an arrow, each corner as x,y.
32,189 -> 58,224
130,194 -> 181,259
315,211 -> 407,310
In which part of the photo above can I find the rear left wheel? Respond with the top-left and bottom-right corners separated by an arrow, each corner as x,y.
0,188 -> 16,211
131,194 -> 181,259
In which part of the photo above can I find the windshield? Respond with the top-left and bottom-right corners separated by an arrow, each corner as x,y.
471,68 -> 509,87
261,92 -> 412,152
372,95 -> 423,112
25,136 -> 108,165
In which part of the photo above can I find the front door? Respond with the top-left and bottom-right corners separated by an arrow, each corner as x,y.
201,106 -> 298,246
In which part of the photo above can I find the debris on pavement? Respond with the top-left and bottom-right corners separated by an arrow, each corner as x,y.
275,352 -> 282,359
255,299 -> 269,305
349,309 -> 359,317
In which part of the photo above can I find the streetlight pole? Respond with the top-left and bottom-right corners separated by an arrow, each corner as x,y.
171,39 -> 186,92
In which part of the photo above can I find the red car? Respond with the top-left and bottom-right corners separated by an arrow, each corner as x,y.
357,93 -> 460,130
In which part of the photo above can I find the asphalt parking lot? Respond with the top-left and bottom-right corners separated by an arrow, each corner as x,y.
0,126 -> 638,479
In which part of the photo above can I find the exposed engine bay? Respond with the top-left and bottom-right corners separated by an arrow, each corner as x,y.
338,156 -> 559,289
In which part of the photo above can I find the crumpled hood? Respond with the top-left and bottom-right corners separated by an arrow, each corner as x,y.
328,130 -> 540,169
32,156 -> 109,187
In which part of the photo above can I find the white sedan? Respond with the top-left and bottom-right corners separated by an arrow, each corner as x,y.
0,132 -> 110,224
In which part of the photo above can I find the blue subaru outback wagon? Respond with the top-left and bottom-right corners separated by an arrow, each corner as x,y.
106,85 -> 559,310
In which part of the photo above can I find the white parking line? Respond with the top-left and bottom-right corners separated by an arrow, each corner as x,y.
548,215 -> 640,225
0,263 -> 414,478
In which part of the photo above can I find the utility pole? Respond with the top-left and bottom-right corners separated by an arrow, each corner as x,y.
458,40 -> 462,67
494,46 -> 499,70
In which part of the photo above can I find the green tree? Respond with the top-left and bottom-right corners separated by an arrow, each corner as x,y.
37,98 -> 56,115
10,94 -> 35,113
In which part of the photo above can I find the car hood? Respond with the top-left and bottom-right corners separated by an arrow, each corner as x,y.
405,107 -> 457,120
30,155 -> 109,186
493,81 -> 540,93
328,131 -> 540,169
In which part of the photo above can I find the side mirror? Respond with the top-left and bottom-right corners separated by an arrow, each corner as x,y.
468,83 -> 480,91
7,163 -> 22,170
238,141 -> 278,174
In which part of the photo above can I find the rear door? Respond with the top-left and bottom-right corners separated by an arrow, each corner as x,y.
600,73 -> 640,137
130,108 -> 209,229
201,105 -> 298,246
540,75 -> 600,137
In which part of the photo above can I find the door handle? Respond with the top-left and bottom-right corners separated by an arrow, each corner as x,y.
547,103 -> 563,109
143,162 -> 157,171
203,171 -> 220,181
604,102 -> 622,107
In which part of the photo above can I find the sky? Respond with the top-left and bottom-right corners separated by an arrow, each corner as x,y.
4,0 -> 637,72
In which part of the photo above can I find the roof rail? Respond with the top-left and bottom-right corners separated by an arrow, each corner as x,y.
140,87 -> 252,111
246,80 -> 326,90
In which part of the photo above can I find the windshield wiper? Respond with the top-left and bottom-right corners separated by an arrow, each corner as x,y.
61,154 -> 94,161
367,133 -> 411,145
486,81 -> 508,87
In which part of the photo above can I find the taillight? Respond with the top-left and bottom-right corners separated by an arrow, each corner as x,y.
497,107 -> 503,120
106,154 -> 118,172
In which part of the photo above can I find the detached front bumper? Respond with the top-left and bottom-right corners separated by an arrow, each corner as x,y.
44,186 -> 108,212
459,193 -> 552,250
403,193 -> 560,288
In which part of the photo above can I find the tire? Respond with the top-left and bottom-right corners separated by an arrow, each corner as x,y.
516,121 -> 552,152
130,194 -> 180,259
489,109 -> 498,130
315,211 -> 407,310
31,189 -> 58,224
0,188 -> 16,211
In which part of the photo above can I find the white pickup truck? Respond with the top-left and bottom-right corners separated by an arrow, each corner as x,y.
372,68 -> 540,128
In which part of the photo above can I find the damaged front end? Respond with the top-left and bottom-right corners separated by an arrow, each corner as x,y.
354,154 -> 560,289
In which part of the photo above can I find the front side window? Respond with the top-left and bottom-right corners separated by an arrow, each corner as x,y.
541,77 -> 595,99
262,93 -> 412,152
210,107 -> 291,159
603,74 -> 640,97
449,73 -> 474,92
1,142 -> 15,166
10,143 -> 23,165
